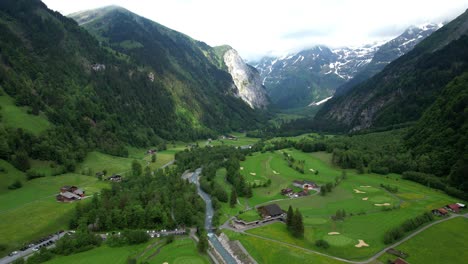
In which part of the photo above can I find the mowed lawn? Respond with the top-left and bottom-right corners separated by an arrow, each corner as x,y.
225,150 -> 461,261
0,91 -> 51,135
0,174 -> 108,255
45,237 -> 209,264
378,217 -> 468,264
45,241 -> 150,264
76,146 -> 177,178
146,237 -> 210,264
224,230 -> 345,264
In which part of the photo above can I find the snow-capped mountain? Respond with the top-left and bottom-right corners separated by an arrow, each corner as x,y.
255,23 -> 442,109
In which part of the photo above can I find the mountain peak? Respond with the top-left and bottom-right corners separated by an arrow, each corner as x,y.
69,5 -> 131,25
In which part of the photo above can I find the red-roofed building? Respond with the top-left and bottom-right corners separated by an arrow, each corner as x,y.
447,204 -> 460,213
393,258 -> 408,264
432,208 -> 448,216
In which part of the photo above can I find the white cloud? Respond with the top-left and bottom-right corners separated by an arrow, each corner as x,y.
42,0 -> 468,60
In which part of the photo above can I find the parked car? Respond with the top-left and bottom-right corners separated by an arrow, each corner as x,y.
8,251 -> 18,256
32,247 -> 39,252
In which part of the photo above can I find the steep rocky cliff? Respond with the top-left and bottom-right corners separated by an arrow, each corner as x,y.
222,48 -> 269,109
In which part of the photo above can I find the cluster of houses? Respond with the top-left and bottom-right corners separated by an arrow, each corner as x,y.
431,203 -> 465,216
56,186 -> 85,202
281,180 -> 319,198
219,135 -> 237,140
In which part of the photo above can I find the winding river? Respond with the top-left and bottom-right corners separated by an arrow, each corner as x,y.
190,168 -> 237,264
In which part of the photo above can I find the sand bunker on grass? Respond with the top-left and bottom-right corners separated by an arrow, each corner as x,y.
240,167 -> 244,170
163,262 -> 168,264
272,170 -> 280,175
355,239 -> 369,248
360,185 -> 371,188
374,203 -> 391,206
309,168 -> 315,172
250,172 -> 256,176
328,232 -> 340,235
354,189 -> 366,194
362,197 -> 368,201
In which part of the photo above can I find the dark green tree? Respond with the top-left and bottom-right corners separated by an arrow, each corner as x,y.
132,160 -> 142,176
229,189 -> 237,208
291,208 -> 304,238
286,205 -> 294,229
197,232 -> 208,253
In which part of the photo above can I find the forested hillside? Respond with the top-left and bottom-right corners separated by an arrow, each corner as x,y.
405,73 -> 468,192
69,6 -> 266,114
0,0 -> 262,171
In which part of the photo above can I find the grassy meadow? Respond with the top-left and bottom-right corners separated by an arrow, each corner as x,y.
0,172 -> 108,255
377,217 -> 468,264
224,230 -> 344,264
0,91 -> 51,135
44,237 -> 209,264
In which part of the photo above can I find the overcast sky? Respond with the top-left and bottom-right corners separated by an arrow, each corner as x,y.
42,0 -> 468,61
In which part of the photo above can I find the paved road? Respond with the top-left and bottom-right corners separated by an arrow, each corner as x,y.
160,159 -> 175,169
0,232 -> 67,264
226,214 -> 463,264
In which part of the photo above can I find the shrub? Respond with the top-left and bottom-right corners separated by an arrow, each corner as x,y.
26,170 -> 45,180
8,180 -> 22,190
315,239 -> 330,249
122,230 -> 149,245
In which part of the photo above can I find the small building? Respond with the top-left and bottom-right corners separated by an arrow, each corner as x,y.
446,204 -> 460,213
456,203 -> 466,208
297,190 -> 309,197
281,188 -> 293,195
392,258 -> 409,264
57,186 -> 85,202
107,175 -> 122,182
303,181 -> 318,189
95,171 -> 105,177
292,180 -> 318,190
147,149 -> 157,155
292,180 -> 304,188
432,208 -> 448,216
225,134 -> 237,140
258,204 -> 284,219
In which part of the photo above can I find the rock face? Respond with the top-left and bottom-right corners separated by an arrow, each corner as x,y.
223,49 -> 269,109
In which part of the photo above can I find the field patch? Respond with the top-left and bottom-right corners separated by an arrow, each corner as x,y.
378,217 -> 468,264
0,91 -> 51,135
0,174 -> 108,255
323,235 -> 354,246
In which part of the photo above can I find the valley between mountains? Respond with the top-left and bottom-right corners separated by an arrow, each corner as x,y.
0,1 -> 467,264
